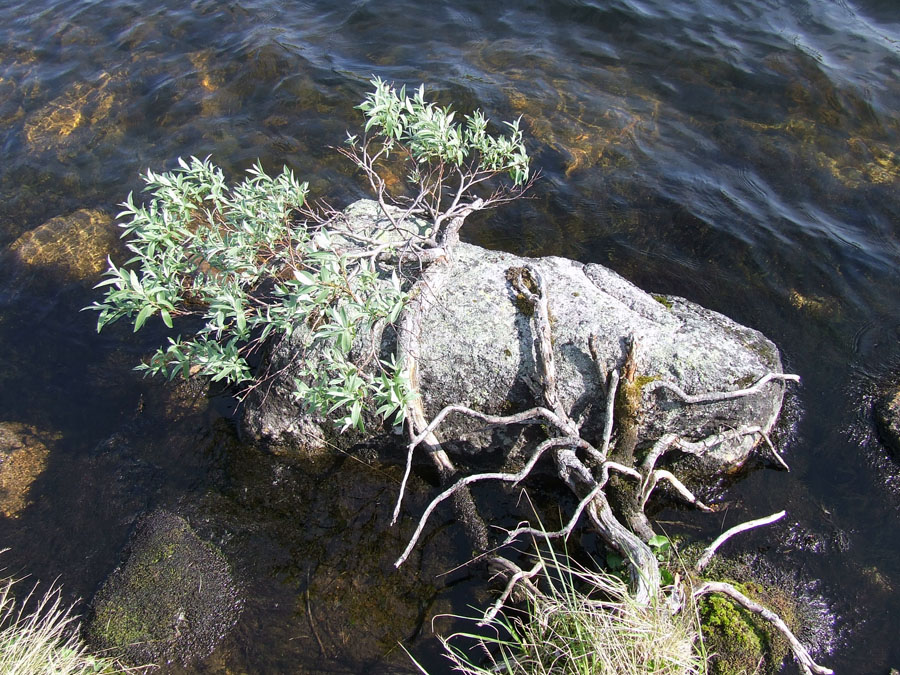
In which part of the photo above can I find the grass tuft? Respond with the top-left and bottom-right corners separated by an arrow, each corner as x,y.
429,546 -> 705,675
0,566 -> 142,674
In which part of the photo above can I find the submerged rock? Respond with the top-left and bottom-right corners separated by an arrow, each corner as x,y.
85,509 -> 242,667
23,71 -> 127,159
243,199 -> 788,475
875,386 -> 900,457
7,208 -> 117,283
0,422 -> 58,518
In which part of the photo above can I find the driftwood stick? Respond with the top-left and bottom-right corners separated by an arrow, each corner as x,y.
409,404 -> 562,451
599,370 -> 619,462
501,458 -> 639,546
644,372 -> 800,404
479,558 -> 544,626
508,266 -> 571,425
640,426 -> 767,476
759,429 -> 791,471
693,581 -> 833,675
588,497 -> 659,604
394,437 -> 577,568
695,511 -> 786,573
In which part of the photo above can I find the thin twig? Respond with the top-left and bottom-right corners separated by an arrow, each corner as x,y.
502,483 -> 606,546
305,574 -> 327,658
640,469 -> 712,512
695,510 -> 786,572
640,426 -> 767,476
394,437 -> 578,567
599,370 -> 619,461
759,429 -> 791,471
392,403 -> 562,525
479,558 -> 544,626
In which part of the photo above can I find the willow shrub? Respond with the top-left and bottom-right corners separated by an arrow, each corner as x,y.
87,80 -> 529,433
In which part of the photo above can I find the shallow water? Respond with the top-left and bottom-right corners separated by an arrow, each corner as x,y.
0,0 -> 899,672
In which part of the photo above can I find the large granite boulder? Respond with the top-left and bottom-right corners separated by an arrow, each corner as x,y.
242,200 -> 789,475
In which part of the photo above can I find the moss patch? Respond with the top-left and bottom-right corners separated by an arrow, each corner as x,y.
86,510 -> 242,667
699,580 -> 794,675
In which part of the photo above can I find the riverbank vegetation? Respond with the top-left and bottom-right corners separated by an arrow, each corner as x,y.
428,542 -> 706,675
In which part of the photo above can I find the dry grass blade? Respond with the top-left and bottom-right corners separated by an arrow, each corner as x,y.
0,571 -> 145,674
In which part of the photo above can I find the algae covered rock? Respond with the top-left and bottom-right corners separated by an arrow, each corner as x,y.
86,509 -> 242,667
243,199 -> 789,476
700,586 -> 792,675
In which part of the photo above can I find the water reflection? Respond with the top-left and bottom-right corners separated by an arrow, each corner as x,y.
0,0 -> 898,671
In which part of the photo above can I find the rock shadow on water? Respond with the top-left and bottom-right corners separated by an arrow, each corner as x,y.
170,441 -> 464,674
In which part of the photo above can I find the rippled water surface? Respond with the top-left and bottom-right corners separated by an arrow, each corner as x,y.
1,0 -> 899,672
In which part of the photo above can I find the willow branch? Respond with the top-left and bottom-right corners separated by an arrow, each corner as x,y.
693,581 -> 832,675
695,510 -> 786,573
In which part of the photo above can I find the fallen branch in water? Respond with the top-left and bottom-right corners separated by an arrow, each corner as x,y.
695,510 -> 786,573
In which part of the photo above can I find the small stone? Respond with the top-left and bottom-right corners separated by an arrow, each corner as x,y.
23,72 -> 124,158
875,387 -> 900,457
8,209 -> 117,283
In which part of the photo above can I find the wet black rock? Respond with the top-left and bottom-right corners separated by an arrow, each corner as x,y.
85,509 -> 242,667
875,387 -> 900,457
